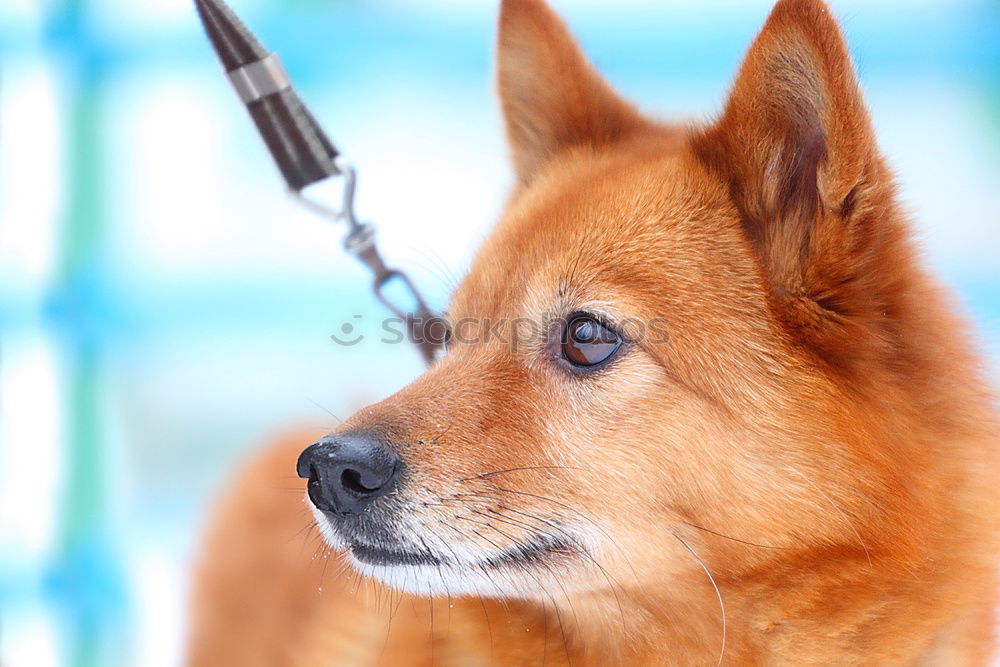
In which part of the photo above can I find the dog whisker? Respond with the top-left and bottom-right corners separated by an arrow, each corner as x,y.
464,486 -> 643,589
786,466 -> 873,567
674,533 -> 726,667
681,521 -> 787,550
490,505 -> 631,635
403,242 -> 463,296
470,519 -> 577,664
302,396 -> 345,425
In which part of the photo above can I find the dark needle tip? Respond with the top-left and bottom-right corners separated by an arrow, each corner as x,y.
194,0 -> 268,71
194,0 -> 341,190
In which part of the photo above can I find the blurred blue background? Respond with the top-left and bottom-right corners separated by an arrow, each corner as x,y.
1,0 -> 998,665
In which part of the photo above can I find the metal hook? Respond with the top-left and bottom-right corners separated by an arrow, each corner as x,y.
289,160 -> 445,366
289,156 -> 362,233
197,0 -> 443,366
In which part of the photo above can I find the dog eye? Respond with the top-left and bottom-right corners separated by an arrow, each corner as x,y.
562,314 -> 622,368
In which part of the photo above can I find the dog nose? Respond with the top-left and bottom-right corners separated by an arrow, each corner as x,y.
296,431 -> 401,515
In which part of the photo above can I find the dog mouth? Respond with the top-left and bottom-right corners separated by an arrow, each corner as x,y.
349,542 -> 443,567
311,503 -> 590,597
347,533 -> 577,569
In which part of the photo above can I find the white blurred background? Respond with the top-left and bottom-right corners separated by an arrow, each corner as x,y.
1,0 -> 998,665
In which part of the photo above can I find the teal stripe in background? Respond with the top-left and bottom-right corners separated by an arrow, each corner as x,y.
46,0 -> 127,665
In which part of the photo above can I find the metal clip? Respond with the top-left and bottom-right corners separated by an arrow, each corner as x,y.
290,160 -> 445,365
196,0 -> 441,364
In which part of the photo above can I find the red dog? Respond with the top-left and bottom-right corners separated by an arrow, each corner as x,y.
188,0 -> 1000,663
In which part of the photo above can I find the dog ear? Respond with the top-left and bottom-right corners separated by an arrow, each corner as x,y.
497,0 -> 643,184
693,0 -> 897,370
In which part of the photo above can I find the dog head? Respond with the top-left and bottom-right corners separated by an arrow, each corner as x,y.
300,0 -> 916,606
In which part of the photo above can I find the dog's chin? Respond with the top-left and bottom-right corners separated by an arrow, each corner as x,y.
309,503 -> 580,598
344,541 -> 580,598
347,558 -> 530,597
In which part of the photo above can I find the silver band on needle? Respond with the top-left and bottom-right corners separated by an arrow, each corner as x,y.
227,53 -> 291,104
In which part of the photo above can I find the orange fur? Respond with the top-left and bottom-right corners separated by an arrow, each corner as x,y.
187,0 -> 1000,664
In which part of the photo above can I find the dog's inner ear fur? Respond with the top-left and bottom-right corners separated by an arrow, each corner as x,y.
693,0 -> 898,371
497,0 -> 644,184
695,0 -> 875,229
